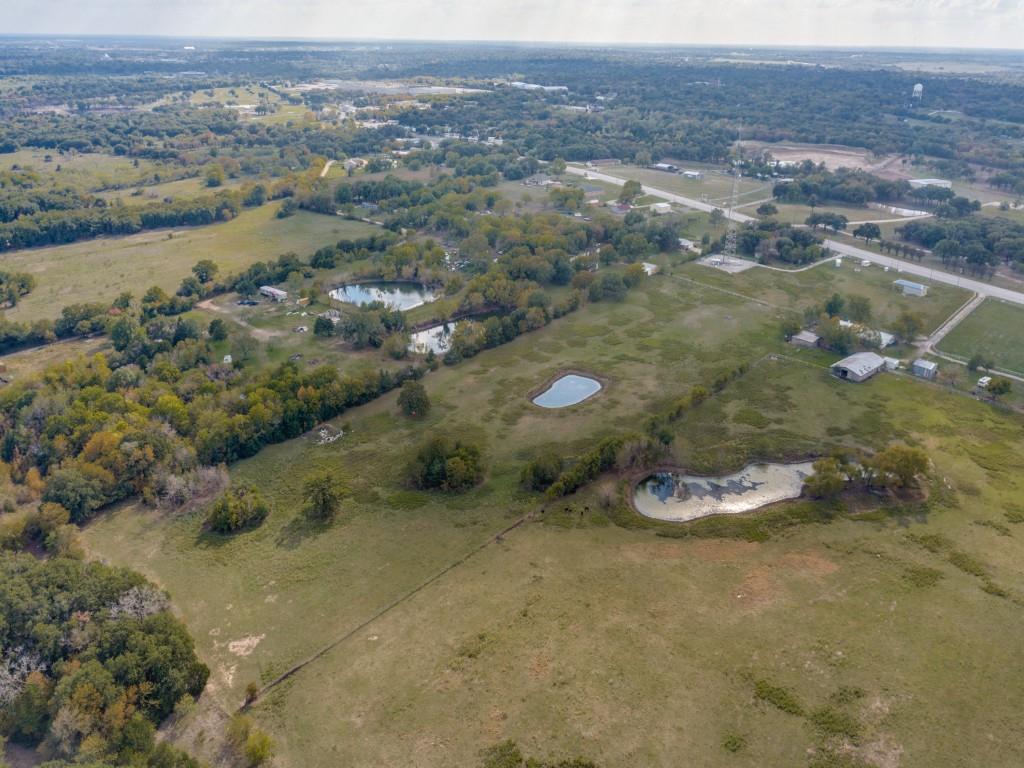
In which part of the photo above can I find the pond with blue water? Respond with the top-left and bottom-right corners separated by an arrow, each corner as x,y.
531,374 -> 602,408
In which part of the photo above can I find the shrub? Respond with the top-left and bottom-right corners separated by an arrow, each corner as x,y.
245,728 -> 275,766
520,451 -> 564,492
206,484 -> 270,533
303,472 -> 348,521
753,679 -> 804,716
398,379 -> 431,417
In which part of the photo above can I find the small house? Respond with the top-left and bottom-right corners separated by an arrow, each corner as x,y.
912,359 -> 938,380
790,330 -> 820,349
259,286 -> 288,302
832,352 -> 886,383
894,279 -> 928,297
909,178 -> 952,190
678,237 -> 697,251
651,202 -> 672,215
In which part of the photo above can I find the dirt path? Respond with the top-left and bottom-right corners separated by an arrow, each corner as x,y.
319,159 -> 335,178
196,298 -> 285,341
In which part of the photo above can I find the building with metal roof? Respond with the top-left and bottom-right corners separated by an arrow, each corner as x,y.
831,352 -> 886,383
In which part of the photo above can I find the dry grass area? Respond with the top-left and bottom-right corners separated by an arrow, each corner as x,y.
79,267 -> 1024,768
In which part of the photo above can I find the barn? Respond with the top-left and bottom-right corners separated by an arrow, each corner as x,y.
832,352 -> 886,383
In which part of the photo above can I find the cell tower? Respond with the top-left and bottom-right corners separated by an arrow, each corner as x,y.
722,125 -> 743,263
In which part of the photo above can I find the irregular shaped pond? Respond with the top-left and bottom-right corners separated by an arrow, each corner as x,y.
532,374 -> 602,408
330,281 -> 436,311
634,461 -> 815,522
408,322 -> 456,355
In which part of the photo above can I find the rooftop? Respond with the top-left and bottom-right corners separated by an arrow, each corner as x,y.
832,352 -> 886,377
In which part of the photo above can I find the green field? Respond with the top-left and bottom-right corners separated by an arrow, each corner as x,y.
3,204 -> 380,321
683,258 -> 970,334
2,148 -> 184,192
752,202 -> 900,225
937,299 -> 1024,374
573,164 -> 772,206
81,267 -> 1024,768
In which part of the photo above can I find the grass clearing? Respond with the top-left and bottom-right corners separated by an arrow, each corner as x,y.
680,257 -> 970,334
80,267 -> 1024,768
936,299 -> 1024,375
3,204 -> 380,321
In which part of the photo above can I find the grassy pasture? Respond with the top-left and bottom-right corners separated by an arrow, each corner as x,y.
3,204 -> 380,321
574,163 -> 771,205
80,265 -> 1024,768
936,299 -> 1024,375
753,202 -> 902,225
681,258 -> 970,334
2,148 -> 182,193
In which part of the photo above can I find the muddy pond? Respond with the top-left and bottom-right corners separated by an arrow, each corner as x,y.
633,461 -> 815,522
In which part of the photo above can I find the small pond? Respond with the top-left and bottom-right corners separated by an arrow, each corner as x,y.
633,461 -> 815,522
330,281 -> 437,311
532,374 -> 602,408
408,322 -> 456,355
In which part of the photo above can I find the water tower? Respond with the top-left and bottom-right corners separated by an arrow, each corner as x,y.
913,83 -> 924,100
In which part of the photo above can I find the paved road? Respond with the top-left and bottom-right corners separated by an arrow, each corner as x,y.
566,165 -> 756,223
822,239 -> 1024,306
569,167 -> 1024,308
921,294 -> 984,352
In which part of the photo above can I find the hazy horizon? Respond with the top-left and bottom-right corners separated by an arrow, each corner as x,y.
6,0 -> 1024,51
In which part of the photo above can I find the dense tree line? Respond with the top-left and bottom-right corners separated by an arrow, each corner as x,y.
897,215 -> 1024,274
0,554 -> 207,766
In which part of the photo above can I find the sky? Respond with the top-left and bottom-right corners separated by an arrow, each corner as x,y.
5,0 -> 1024,50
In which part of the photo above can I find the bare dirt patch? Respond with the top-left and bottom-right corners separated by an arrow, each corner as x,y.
228,634 -> 265,657
744,141 -> 905,176
735,565 -> 781,609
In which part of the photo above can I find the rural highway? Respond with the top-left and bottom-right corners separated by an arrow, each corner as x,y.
567,165 -> 1024,307
566,165 -> 757,223
822,239 -> 1024,306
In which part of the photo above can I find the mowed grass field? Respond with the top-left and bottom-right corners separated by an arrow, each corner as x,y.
81,266 -> 1024,768
3,204 -> 380,321
750,202 -> 906,225
937,299 -> 1024,374
571,163 -> 772,205
682,258 -> 970,334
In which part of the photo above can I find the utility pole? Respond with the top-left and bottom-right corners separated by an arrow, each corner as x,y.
722,124 -> 743,265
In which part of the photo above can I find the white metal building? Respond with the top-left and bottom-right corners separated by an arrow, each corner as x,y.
912,359 -> 938,380
832,352 -> 886,383
894,279 -> 929,297
260,286 -> 288,302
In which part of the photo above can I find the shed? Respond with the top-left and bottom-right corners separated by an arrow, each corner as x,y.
883,357 -> 901,371
832,352 -> 886,383
912,359 -> 938,380
790,330 -> 820,349
259,286 -> 288,302
651,202 -> 672,215
894,279 -> 928,297
682,170 -> 704,180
